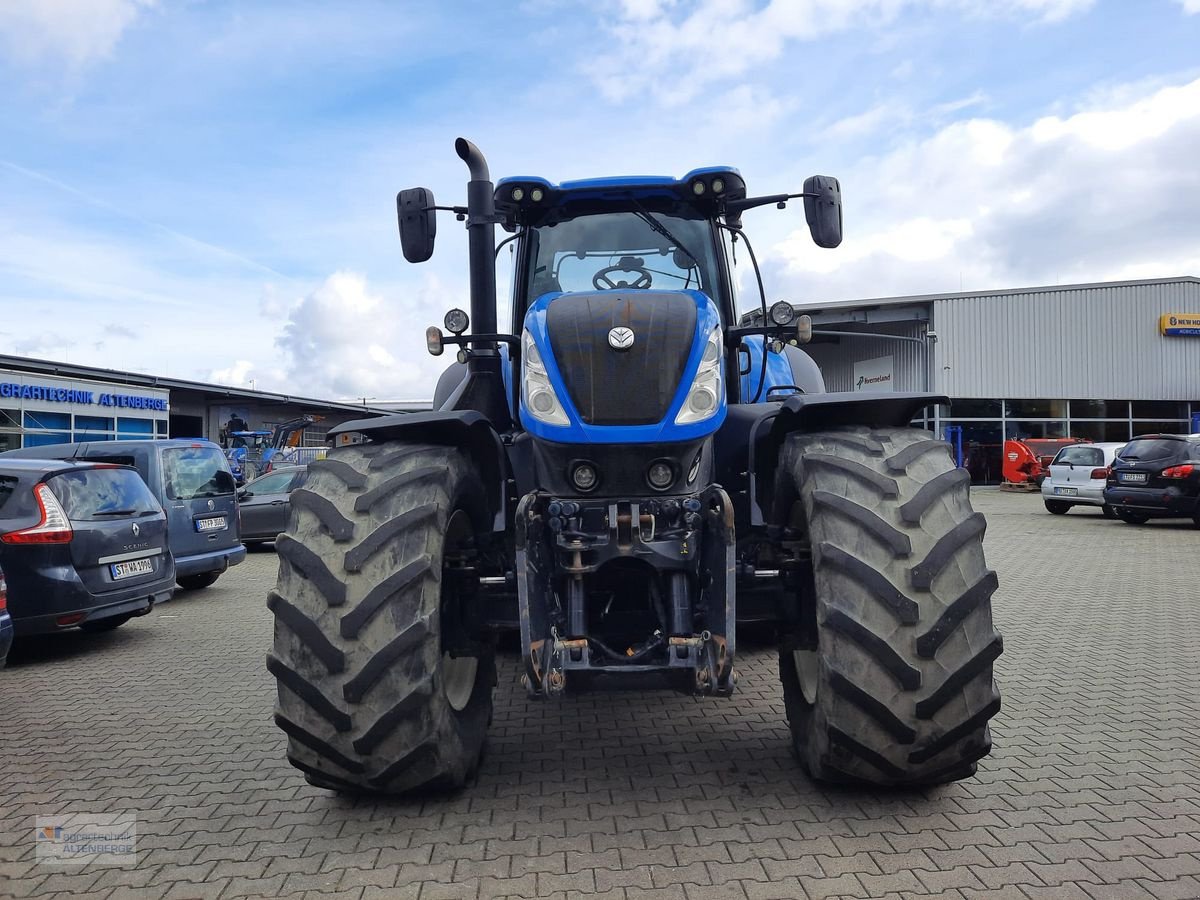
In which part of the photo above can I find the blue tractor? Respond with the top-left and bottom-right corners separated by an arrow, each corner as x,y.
268,139 -> 1003,794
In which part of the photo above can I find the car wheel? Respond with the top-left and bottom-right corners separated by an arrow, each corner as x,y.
1117,511 -> 1150,525
1101,504 -> 1117,519
177,572 -> 221,590
1043,500 -> 1070,515
80,615 -> 133,633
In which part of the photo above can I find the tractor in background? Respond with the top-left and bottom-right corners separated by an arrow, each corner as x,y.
267,138 -> 1003,794
226,415 -> 319,484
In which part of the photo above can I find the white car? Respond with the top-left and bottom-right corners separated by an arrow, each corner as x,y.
1042,442 -> 1126,517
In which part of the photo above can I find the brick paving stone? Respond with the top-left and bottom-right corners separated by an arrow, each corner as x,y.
2,493 -> 1199,900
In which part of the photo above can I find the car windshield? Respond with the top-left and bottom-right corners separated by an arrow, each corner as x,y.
164,446 -> 236,500
1053,446 -> 1103,466
48,468 -> 160,520
525,211 -> 719,303
1119,438 -> 1184,461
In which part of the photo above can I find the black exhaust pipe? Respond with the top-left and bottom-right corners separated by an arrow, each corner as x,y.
456,138 -> 497,353
450,138 -> 511,430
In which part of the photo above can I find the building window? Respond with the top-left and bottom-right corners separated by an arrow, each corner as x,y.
1133,421 -> 1189,437
117,417 -> 155,440
155,419 -> 168,435
24,410 -> 71,431
1004,399 -> 1067,418
949,398 -> 1003,418
1132,400 -> 1188,419
1069,400 -> 1130,419
24,432 -> 72,447
1068,421 -> 1131,442
74,415 -> 115,441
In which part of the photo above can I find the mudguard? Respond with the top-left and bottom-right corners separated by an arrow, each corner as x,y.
329,411 -> 510,532
713,391 -> 948,529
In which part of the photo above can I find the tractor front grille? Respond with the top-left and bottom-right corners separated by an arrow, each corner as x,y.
546,291 -> 697,426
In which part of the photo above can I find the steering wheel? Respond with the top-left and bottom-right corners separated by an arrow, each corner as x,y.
593,261 -> 653,290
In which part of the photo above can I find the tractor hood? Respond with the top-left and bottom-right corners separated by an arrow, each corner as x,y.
519,289 -> 726,443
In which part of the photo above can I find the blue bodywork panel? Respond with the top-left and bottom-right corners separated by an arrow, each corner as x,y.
739,336 -> 802,403
519,290 -> 726,444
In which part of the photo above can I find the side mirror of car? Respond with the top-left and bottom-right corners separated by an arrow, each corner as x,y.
237,488 -> 251,500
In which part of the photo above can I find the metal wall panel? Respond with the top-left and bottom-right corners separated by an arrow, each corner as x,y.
934,281 -> 1200,400
802,321 -> 930,393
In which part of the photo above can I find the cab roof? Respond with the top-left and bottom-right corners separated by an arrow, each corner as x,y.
495,168 -> 747,228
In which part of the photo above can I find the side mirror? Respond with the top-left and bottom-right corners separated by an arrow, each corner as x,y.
397,187 -> 437,263
803,176 -> 842,249
237,488 -> 250,500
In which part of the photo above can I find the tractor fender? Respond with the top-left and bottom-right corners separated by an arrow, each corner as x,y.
717,392 -> 947,529
329,410 -> 510,533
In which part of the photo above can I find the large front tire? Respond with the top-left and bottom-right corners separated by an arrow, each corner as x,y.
268,442 -> 494,795
778,427 -> 1003,786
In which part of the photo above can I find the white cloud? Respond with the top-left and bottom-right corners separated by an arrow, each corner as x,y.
766,74 -> 1200,301
1176,0 -> 1200,13
273,271 -> 456,401
209,359 -> 257,388
0,0 -> 155,70
584,0 -> 1094,104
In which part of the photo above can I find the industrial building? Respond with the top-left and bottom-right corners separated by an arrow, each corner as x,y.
775,276 -> 1200,483
0,354 -> 409,452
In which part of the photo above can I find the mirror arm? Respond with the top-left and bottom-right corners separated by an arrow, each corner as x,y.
725,191 -> 817,216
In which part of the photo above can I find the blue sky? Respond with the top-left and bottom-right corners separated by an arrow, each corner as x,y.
2,0 -> 1199,400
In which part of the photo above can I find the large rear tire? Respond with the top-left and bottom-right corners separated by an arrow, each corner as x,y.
777,426 -> 1003,786
268,442 -> 494,795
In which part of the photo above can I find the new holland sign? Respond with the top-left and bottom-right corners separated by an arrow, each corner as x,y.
1160,313 -> 1200,336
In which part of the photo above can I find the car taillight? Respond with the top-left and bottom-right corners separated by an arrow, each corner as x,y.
1090,468 -> 1108,479
0,573 -> 6,612
1,483 -> 74,544
1162,464 -> 1194,479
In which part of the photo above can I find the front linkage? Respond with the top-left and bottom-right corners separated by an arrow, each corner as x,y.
515,486 -> 736,697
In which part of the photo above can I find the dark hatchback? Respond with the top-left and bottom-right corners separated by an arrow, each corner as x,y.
0,459 -> 175,635
238,465 -> 307,546
1105,434 -> 1200,526
0,569 -> 11,667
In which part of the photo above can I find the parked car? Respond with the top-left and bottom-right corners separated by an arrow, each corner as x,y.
1,440 -> 245,590
0,459 -> 175,635
0,568 -> 12,667
238,465 -> 308,547
1041,442 -> 1126,516
1105,433 -> 1200,525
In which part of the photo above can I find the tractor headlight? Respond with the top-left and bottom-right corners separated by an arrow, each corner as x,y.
521,330 -> 569,426
675,326 -> 724,425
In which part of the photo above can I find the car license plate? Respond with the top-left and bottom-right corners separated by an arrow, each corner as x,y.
196,516 -> 227,532
1054,487 -> 1078,496
111,558 -> 154,580
1119,472 -> 1148,484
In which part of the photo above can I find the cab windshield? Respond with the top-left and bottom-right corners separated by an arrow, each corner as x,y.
524,211 -> 720,306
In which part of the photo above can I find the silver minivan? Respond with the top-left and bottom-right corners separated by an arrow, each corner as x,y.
2,439 -> 245,589
1041,442 -> 1126,517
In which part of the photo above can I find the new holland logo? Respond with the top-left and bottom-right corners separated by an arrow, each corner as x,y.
608,326 -> 635,351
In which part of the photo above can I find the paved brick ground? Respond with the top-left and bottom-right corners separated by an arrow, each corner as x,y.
2,490 -> 1199,900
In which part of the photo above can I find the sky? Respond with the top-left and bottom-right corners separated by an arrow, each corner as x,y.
2,0 -> 1199,402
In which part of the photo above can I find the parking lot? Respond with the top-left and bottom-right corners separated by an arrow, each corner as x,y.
1,489 -> 1198,900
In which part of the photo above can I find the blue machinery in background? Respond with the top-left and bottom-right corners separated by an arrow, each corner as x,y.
944,425 -> 964,467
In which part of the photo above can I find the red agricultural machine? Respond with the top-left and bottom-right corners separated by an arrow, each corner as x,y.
1001,438 -> 1088,489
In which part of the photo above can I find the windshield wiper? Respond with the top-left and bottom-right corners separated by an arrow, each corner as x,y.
630,201 -> 700,275
94,509 -> 138,516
